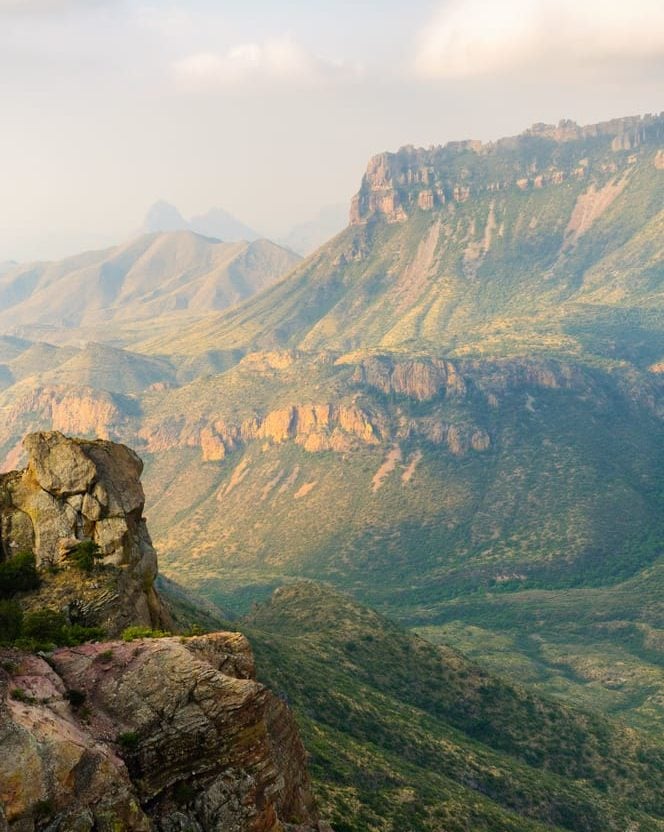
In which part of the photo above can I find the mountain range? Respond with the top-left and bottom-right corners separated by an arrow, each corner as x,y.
0,231 -> 300,343
0,112 -> 662,830
142,199 -> 349,256
142,200 -> 262,243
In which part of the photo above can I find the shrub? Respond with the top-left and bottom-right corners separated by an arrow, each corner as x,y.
0,552 -> 39,599
64,623 -> 105,646
173,781 -> 196,805
67,540 -> 102,573
11,687 -> 35,704
117,731 -> 140,751
96,649 -> 113,663
34,798 -> 55,819
184,624 -> 208,637
66,689 -> 87,708
0,600 -> 23,644
121,626 -> 170,642
22,609 -> 67,647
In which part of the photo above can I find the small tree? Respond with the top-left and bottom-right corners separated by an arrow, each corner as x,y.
22,609 -> 67,646
0,600 -> 23,644
67,540 -> 102,573
0,551 -> 39,599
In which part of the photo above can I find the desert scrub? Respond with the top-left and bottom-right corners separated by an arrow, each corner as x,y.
121,626 -> 170,642
11,687 -> 35,704
66,689 -> 87,708
67,540 -> 103,573
0,551 -> 39,599
0,600 -> 23,644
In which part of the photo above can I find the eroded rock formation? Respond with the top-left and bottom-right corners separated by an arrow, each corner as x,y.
0,633 -> 321,832
0,432 -> 324,831
0,432 -> 168,635
350,113 -> 664,224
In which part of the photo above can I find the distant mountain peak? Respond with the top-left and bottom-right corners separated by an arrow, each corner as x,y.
142,200 -> 189,233
141,200 -> 260,243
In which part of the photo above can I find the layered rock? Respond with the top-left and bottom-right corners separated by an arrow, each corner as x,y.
0,431 -> 169,635
0,633 -> 322,832
350,113 -> 664,224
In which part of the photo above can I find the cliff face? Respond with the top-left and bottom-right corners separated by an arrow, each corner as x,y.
350,113 -> 664,224
0,431 -> 168,636
0,432 -> 323,832
0,633 -> 321,832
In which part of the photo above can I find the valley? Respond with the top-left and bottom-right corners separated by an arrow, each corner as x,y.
0,113 -> 663,830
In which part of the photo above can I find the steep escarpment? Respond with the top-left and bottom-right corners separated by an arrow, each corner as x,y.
350,113 -> 664,224
0,632 -> 321,832
146,113 -> 663,361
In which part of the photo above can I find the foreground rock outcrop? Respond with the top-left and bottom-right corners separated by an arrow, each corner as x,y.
0,431 -> 324,831
0,431 -> 169,635
0,632 -> 321,831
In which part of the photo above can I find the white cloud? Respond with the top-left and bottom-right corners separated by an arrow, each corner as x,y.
173,36 -> 361,92
414,0 -> 664,79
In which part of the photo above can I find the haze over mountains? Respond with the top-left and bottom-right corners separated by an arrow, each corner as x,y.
0,231 -> 300,343
0,113 -> 663,830
142,200 -> 262,243
142,199 -> 349,256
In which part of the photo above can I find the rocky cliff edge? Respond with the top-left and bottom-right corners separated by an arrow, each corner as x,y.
0,431 -> 324,832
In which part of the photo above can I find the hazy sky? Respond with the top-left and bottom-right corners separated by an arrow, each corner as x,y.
1,0 -> 662,261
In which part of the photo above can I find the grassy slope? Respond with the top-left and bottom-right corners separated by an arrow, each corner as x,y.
242,582 -> 664,832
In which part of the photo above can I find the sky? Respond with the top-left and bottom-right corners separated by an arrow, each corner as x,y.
0,0 -> 662,261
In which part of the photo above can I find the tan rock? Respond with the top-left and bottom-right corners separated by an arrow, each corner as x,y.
0,432 -> 169,635
23,431 -> 96,497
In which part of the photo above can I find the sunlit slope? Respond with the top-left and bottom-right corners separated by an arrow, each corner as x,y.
141,351 -> 664,616
143,120 -> 664,366
0,231 -> 300,337
243,582 -> 664,832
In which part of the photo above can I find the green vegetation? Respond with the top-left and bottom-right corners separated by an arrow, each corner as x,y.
0,551 -> 39,598
66,540 -> 102,573
65,689 -> 87,708
2,608 -> 106,651
0,600 -> 23,644
244,582 -> 664,832
121,625 -> 170,641
117,731 -> 140,751
10,687 -> 35,704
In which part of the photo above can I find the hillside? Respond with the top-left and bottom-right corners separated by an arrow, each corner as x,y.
0,114 -> 661,751
139,113 -> 664,365
0,230 -> 300,342
244,582 -> 664,832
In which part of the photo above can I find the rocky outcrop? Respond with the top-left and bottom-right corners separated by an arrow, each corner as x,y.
0,432 -> 169,635
0,632 -> 322,832
350,113 -> 664,224
145,402 -> 382,463
350,355 -> 466,401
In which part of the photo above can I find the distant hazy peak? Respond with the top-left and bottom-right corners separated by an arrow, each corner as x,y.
142,200 -> 189,233
190,207 -> 260,243
141,201 -> 261,243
